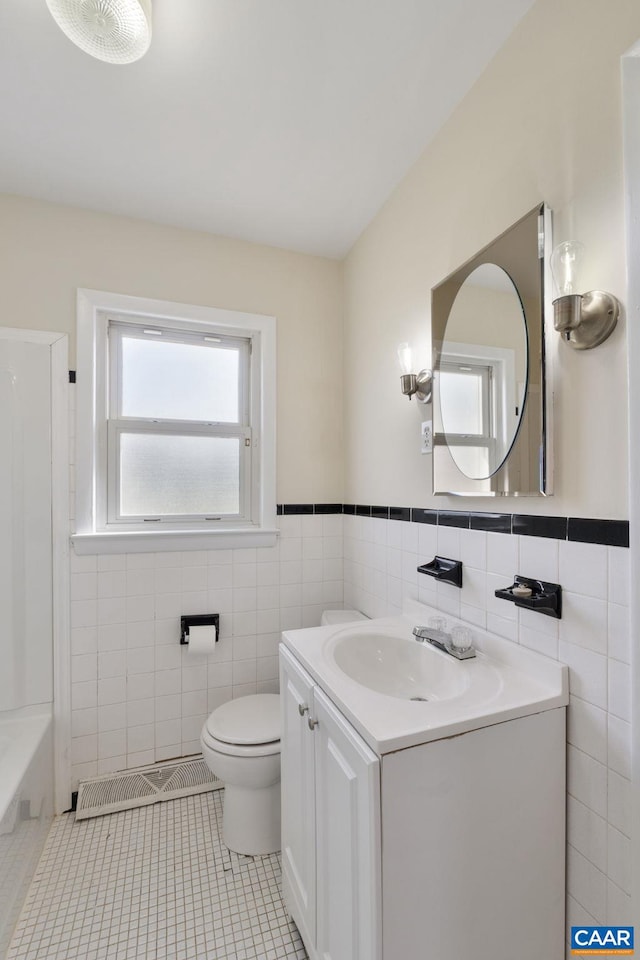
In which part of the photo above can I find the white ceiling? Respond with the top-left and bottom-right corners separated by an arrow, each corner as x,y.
0,0 -> 535,258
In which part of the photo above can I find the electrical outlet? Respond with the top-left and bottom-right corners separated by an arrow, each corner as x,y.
421,420 -> 433,454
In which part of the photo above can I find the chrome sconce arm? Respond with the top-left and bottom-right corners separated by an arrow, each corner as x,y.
551,242 -> 620,350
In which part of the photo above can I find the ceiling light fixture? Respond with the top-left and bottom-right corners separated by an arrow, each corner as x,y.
46,0 -> 152,65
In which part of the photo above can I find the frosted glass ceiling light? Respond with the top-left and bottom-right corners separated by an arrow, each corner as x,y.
397,342 -> 432,403
550,240 -> 619,350
46,0 -> 152,64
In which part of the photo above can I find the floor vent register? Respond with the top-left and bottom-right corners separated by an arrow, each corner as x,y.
75,756 -> 223,820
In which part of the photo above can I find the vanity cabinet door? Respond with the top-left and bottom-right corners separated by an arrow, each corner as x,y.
280,646 -> 317,948
313,686 -> 381,960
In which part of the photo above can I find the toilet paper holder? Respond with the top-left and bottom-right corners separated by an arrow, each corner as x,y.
180,614 -> 220,645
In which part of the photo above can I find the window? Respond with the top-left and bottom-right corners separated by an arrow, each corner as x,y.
437,359 -> 494,479
74,290 -> 276,553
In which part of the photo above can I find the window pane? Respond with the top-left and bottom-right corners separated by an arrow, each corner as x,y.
119,434 -> 240,517
439,371 -> 484,435
448,445 -> 490,480
120,336 -> 240,422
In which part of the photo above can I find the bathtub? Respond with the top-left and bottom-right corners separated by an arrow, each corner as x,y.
0,706 -> 54,958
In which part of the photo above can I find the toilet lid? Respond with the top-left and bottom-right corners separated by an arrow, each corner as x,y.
205,694 -> 280,746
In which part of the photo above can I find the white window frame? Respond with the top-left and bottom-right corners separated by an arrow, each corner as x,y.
73,289 -> 277,554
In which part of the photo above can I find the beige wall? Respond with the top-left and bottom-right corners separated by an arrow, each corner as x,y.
344,0 -> 640,519
0,194 -> 343,503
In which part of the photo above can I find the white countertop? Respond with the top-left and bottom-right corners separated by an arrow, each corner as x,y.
281,600 -> 568,755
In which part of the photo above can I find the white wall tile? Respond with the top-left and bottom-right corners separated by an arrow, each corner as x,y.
608,659 -> 631,722
156,695 -> 181,722
126,698 -> 154,727
558,641 -> 607,710
459,529 -> 486,570
567,696 -> 607,764
98,624 -> 126,652
98,729 -> 127,760
607,826 -> 631,894
128,673 -> 155,700
608,603 -> 630,664
559,541 -> 608,600
567,796 -> 607,873
98,703 -> 126,732
567,746 -> 607,818
126,620 -> 155,648
322,515 -> 343,538
127,723 -> 156,764
607,770 -> 631,838
607,547 -> 630,607
72,681 -> 97,710
71,599 -> 97,628
436,525 -> 460,559
71,627 -> 98,655
98,677 -> 126,705
182,689 -> 207,717
127,569 -> 156,596
71,572 -> 97,601
486,532 -> 518,577
607,880 -> 632,925
567,846 -> 607,922
71,708 -> 97,738
72,654 -> 97,683
518,535 -> 559,583
560,593 -> 608,655
400,521 -> 418,553
519,624 -> 558,659
301,515 -> 323,537
98,651 -> 126,679
417,524 -> 438,559
608,715 -> 631,780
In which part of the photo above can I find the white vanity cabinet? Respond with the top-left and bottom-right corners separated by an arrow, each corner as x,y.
280,646 -> 381,960
280,637 -> 566,960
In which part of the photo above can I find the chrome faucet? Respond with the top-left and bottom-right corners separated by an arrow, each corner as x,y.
412,625 -> 476,660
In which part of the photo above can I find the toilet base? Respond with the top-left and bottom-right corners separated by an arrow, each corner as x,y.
221,781 -> 281,855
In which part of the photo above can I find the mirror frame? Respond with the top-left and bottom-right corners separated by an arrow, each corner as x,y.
431,203 -> 554,497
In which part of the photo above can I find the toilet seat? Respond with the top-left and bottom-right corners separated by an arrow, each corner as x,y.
201,726 -> 280,759
205,693 -> 280,746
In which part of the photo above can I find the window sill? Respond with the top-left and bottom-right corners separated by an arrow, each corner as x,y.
71,527 -> 279,555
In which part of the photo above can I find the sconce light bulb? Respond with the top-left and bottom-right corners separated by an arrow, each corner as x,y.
550,240 -> 585,297
397,342 -> 413,376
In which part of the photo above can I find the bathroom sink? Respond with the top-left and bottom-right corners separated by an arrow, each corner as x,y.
281,600 -> 568,755
330,632 -> 469,701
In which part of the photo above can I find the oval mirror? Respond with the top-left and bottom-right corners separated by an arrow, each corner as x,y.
439,263 -> 527,480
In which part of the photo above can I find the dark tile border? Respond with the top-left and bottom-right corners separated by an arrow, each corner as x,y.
568,518 -> 629,548
275,505 -> 629,547
470,512 -> 512,534
513,515 -> 568,540
438,510 -> 470,529
411,508 -> 438,525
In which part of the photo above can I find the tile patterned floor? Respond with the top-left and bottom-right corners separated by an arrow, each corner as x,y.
7,792 -> 307,960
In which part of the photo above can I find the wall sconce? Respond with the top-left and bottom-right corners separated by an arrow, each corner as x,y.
397,342 -> 432,402
550,241 -> 620,350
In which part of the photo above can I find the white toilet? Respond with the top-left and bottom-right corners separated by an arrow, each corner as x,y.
200,693 -> 281,856
201,610 -> 366,856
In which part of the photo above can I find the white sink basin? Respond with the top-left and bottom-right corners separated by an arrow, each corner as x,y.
281,600 -> 568,755
331,632 -> 469,701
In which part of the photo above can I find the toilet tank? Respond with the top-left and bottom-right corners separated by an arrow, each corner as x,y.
320,609 -> 368,626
